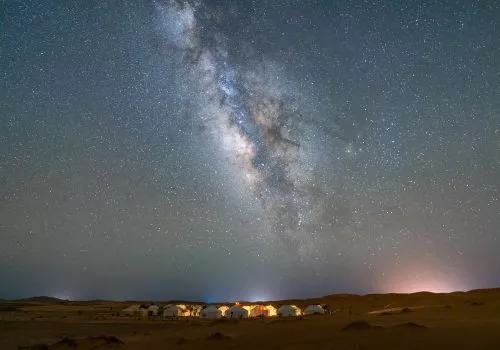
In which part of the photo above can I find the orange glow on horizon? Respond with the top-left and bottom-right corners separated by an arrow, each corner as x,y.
376,268 -> 468,294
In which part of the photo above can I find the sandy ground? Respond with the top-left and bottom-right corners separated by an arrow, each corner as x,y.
1,289 -> 500,349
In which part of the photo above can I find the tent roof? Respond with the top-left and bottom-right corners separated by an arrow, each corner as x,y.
202,305 -> 219,310
123,305 -> 141,310
228,305 -> 247,310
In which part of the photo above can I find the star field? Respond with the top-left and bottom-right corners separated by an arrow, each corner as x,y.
0,0 -> 499,301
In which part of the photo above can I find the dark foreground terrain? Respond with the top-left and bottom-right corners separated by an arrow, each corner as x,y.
1,288 -> 500,349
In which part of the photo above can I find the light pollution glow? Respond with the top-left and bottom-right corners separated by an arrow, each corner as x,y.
378,269 -> 469,294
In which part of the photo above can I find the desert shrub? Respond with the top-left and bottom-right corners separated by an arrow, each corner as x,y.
470,301 -> 485,306
401,307 -> 412,313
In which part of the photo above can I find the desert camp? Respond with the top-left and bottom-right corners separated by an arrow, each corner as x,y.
119,302 -> 320,320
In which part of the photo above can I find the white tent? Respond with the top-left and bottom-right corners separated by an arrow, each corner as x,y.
303,304 -> 325,315
148,304 -> 160,316
265,305 -> 277,317
139,307 -> 149,317
225,305 -> 249,319
246,304 -> 278,317
248,305 -> 264,317
122,304 -> 141,316
129,305 -> 150,317
200,305 -> 222,319
163,304 -> 190,317
277,305 -> 302,317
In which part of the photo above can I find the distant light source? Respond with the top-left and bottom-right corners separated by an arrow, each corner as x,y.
248,294 -> 271,303
50,291 -> 74,301
389,279 -> 461,293
378,268 -> 468,294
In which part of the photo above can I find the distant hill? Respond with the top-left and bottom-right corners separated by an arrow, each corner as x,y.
17,296 -> 65,302
467,288 -> 500,293
9,288 -> 500,305
123,300 -> 206,305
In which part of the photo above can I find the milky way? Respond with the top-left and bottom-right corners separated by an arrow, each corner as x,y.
155,0 -> 338,257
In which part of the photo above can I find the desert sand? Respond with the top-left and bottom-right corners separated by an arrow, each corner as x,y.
1,288 -> 500,349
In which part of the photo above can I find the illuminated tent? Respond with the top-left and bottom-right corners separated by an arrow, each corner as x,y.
247,305 -> 260,317
265,305 -> 277,316
200,305 -> 222,319
163,304 -> 190,317
225,305 -> 249,318
189,305 -> 203,317
218,305 -> 229,316
277,305 -> 302,317
249,305 -> 277,317
303,304 -> 325,315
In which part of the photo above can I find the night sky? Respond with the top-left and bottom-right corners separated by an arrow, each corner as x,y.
1,0 -> 499,302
